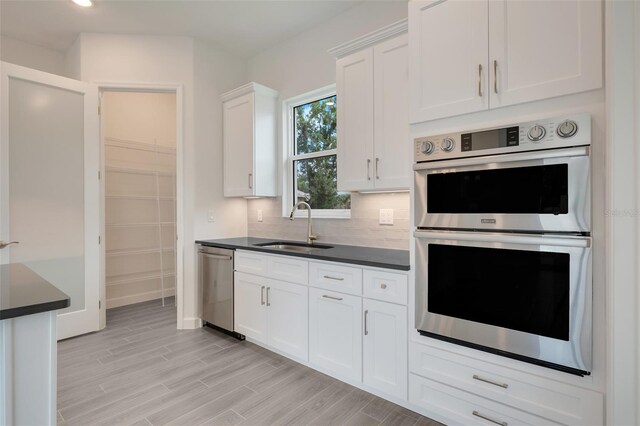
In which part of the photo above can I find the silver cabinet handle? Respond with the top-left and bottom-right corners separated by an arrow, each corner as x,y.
266,287 -> 271,306
261,286 -> 265,305
322,294 -> 343,301
493,60 -> 498,94
364,310 -> 369,335
472,374 -> 509,389
367,159 -> 371,180
0,241 -> 19,250
198,252 -> 232,261
380,283 -> 387,289
375,158 -> 380,179
323,275 -> 344,281
478,64 -> 483,97
248,173 -> 253,189
472,410 -> 508,426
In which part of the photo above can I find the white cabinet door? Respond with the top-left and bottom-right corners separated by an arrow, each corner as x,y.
266,279 -> 308,361
363,299 -> 407,400
489,0 -> 602,108
373,35 -> 410,190
337,48 -> 375,191
233,271 -> 267,343
309,287 -> 362,382
223,92 -> 254,197
409,0 -> 489,123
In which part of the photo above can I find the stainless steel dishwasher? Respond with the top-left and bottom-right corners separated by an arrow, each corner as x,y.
198,246 -> 244,339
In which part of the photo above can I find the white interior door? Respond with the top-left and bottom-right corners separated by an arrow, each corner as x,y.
0,62 -> 100,340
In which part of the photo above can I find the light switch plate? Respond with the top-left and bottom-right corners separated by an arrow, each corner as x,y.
257,209 -> 263,222
379,209 -> 394,225
208,210 -> 215,223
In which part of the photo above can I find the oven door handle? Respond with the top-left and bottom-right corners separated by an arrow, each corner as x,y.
414,230 -> 591,248
413,146 -> 589,171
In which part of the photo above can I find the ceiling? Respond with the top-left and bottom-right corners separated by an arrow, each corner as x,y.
0,0 -> 372,58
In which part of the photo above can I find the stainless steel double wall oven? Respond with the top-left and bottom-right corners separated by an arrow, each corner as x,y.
413,113 -> 592,375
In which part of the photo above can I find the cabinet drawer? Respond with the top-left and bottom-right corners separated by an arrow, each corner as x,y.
235,250 -> 268,275
309,262 -> 362,296
363,269 -> 407,305
410,342 -> 603,426
267,255 -> 308,285
410,374 -> 561,426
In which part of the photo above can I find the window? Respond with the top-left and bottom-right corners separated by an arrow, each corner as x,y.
283,86 -> 350,218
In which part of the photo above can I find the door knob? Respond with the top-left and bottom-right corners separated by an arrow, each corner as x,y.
0,241 -> 19,249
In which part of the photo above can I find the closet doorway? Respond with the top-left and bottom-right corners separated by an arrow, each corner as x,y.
100,89 -> 181,326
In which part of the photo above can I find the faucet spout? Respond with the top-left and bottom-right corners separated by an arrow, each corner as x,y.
288,201 -> 317,244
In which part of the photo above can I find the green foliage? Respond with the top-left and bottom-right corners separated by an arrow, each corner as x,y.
294,96 -> 350,210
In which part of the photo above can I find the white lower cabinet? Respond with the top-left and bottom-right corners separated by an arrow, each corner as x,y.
410,374 -> 561,426
309,287 -> 362,382
234,271 -> 267,343
410,341 -> 604,425
266,279 -> 308,360
363,298 -> 407,400
234,270 -> 308,361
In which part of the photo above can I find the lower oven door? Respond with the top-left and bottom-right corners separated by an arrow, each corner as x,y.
414,146 -> 590,233
415,230 -> 592,375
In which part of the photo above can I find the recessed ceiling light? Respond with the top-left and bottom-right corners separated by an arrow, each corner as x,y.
72,0 -> 93,7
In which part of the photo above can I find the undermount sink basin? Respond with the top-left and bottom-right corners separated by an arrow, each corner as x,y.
254,241 -> 333,252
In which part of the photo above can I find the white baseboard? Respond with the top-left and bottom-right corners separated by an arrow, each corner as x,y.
106,288 -> 175,309
180,317 -> 203,330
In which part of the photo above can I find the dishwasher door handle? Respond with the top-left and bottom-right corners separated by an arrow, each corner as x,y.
199,252 -> 233,261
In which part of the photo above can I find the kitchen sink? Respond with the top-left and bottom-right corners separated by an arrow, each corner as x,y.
254,241 -> 333,252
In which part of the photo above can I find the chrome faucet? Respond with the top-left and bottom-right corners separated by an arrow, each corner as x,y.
289,201 -> 317,245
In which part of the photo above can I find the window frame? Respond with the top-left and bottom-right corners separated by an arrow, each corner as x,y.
281,84 -> 350,219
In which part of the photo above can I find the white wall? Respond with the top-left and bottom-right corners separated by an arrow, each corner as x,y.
71,33 -> 248,328
246,1 -> 410,249
0,36 -> 66,76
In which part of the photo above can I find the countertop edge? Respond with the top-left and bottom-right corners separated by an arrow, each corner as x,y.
0,298 -> 70,321
196,239 -> 410,271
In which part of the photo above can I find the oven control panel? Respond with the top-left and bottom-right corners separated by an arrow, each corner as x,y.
414,113 -> 591,163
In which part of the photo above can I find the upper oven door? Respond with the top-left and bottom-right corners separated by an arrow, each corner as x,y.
414,230 -> 592,374
414,146 -> 590,233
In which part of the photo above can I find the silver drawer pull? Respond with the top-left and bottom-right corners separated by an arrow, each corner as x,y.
380,283 -> 387,289
472,374 -> 509,389
322,294 -> 343,301
472,410 -> 508,426
261,286 -> 265,305
323,275 -> 344,281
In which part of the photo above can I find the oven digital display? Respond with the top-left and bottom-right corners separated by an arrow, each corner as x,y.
428,244 -> 570,341
461,126 -> 519,152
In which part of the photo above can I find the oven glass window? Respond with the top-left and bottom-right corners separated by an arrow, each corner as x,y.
428,244 -> 570,340
427,164 -> 568,214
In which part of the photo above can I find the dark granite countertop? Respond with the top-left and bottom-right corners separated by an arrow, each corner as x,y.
0,263 -> 70,320
195,237 -> 410,271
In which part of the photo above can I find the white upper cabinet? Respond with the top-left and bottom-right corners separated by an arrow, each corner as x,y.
336,49 -> 375,191
333,23 -> 410,192
409,0 -> 489,123
222,82 -> 278,197
488,0 -> 602,108
409,0 -> 603,123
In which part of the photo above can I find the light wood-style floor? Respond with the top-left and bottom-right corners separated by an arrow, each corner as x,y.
57,298 -> 442,426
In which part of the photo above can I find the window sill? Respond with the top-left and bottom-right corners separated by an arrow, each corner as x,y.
285,209 -> 351,220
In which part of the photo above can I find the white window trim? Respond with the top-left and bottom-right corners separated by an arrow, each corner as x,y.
281,84 -> 351,219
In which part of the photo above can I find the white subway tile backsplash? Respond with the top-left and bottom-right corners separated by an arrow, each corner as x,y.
247,192 -> 410,250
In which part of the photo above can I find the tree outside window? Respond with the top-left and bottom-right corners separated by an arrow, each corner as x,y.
292,95 -> 350,211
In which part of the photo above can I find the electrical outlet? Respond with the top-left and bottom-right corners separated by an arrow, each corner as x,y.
379,209 -> 394,225
257,209 -> 263,222
207,210 -> 215,223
